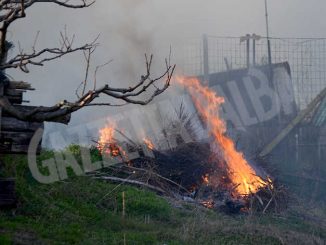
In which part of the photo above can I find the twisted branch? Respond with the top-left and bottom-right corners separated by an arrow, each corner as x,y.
0,0 -> 175,123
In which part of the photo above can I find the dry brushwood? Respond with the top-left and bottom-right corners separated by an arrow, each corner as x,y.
247,177 -> 288,214
88,161 -> 191,198
0,0 -> 175,123
93,176 -> 167,195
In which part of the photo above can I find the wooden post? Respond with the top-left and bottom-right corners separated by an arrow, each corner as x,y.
0,82 -> 3,133
0,178 -> 16,208
122,191 -> 126,245
122,191 -> 126,218
260,86 -> 326,157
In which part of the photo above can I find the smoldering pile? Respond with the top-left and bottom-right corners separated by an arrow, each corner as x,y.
89,136 -> 288,215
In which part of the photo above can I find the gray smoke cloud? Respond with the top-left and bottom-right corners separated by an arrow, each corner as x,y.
5,0 -> 326,147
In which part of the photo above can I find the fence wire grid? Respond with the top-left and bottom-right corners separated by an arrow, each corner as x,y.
181,35 -> 326,109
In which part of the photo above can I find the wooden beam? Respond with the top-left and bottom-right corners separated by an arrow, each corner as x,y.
0,83 -> 3,134
1,117 -> 43,132
1,131 -> 36,145
4,88 -> 25,97
5,94 -> 23,104
11,144 -> 42,154
259,86 -> 326,157
0,178 -> 16,208
7,81 -> 34,90
0,141 -> 42,154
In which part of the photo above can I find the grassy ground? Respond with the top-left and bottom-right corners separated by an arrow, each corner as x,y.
0,152 -> 325,245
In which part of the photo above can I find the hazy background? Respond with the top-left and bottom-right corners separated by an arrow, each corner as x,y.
5,0 -> 326,146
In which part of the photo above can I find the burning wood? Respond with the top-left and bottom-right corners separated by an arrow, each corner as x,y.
175,76 -> 269,197
97,123 -> 130,160
93,78 -> 286,215
143,137 -> 155,150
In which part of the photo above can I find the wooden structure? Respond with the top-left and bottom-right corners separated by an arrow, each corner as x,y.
0,80 -> 70,208
0,80 -> 70,154
0,81 -> 44,154
0,178 -> 16,208
260,86 -> 326,157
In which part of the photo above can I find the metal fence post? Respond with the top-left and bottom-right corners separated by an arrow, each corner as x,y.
246,36 -> 250,68
253,39 -> 256,66
203,34 -> 210,85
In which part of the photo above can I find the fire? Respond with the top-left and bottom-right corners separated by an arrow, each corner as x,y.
143,137 -> 155,150
97,123 -> 127,159
201,200 -> 214,209
97,123 -> 115,154
175,76 -> 267,196
202,174 -> 210,185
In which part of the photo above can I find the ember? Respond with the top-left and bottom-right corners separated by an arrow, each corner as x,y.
143,137 -> 155,150
202,174 -> 210,185
176,76 -> 268,196
201,200 -> 214,209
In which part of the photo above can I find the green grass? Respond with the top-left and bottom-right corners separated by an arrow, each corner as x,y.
0,150 -> 325,245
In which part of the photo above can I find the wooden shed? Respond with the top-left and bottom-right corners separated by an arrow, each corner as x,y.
0,79 -> 70,208
0,81 -> 44,154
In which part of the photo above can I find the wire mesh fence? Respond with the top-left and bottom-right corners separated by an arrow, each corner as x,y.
180,35 -> 326,202
181,35 -> 326,109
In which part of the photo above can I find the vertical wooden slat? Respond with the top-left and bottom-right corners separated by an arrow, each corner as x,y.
0,82 -> 3,134
0,178 -> 16,207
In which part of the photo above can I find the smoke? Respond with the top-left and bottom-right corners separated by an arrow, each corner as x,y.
6,0 -> 326,148
96,0 -> 155,84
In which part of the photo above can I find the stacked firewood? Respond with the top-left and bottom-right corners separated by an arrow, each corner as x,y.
0,81 -> 70,154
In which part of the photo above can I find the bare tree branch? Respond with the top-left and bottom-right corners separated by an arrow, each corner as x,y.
0,0 -> 176,124
0,0 -> 94,62
0,54 -> 175,122
0,33 -> 99,72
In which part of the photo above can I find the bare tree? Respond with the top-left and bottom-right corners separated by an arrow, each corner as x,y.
0,0 -> 175,122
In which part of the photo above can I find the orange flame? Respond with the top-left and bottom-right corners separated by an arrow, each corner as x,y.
143,137 -> 155,150
202,173 -> 210,185
176,76 -> 267,196
97,123 -> 127,159
97,123 -> 115,154
201,200 -> 214,209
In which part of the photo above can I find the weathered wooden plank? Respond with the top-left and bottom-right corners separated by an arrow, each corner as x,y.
1,131 -> 35,145
4,88 -> 25,97
1,117 -> 43,132
6,94 -> 23,104
260,86 -> 326,157
0,138 -> 11,152
7,81 -> 34,90
11,144 -> 42,154
0,82 -> 3,134
0,178 -> 16,207
0,82 -> 4,95
0,143 -> 42,154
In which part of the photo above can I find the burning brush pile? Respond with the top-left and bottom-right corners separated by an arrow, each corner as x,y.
92,76 -> 288,215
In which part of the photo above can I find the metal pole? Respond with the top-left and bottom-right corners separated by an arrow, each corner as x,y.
267,39 -> 272,65
253,38 -> 256,66
246,36 -> 250,68
265,0 -> 272,65
265,0 -> 270,39
203,34 -> 210,85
